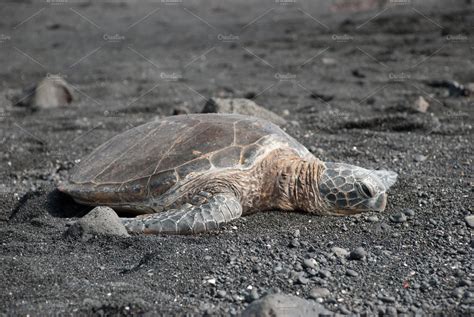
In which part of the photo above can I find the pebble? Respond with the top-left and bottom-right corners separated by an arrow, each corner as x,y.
303,258 -> 317,269
413,96 -> 430,113
390,212 -> 407,223
346,269 -> 359,277
378,295 -> 396,303
348,247 -> 367,261
464,215 -> 474,228
331,247 -> 350,258
367,215 -> 379,222
309,287 -> 331,299
297,275 -> 310,285
386,306 -> 397,316
319,269 -> 332,279
414,154 -> 427,162
402,209 -> 415,217
293,229 -> 300,238
216,290 -> 227,298
289,238 -> 300,248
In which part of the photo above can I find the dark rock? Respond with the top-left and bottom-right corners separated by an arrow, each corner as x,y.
349,247 -> 367,260
402,209 -> 415,217
242,294 -> 332,317
202,98 -> 286,126
378,295 -> 396,303
426,80 -> 470,97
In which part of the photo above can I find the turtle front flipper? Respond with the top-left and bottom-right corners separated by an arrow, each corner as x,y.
121,193 -> 242,235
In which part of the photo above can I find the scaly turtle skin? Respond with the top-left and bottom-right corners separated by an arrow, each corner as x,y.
59,114 -> 397,235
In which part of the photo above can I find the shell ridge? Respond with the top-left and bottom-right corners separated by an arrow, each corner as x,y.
144,121 -> 202,197
92,124 -> 161,182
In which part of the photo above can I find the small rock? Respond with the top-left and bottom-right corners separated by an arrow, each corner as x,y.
331,247 -> 350,258
303,258 -> 317,269
289,238 -> 300,248
207,278 -> 216,285
465,215 -> 474,228
293,229 -> 300,238
378,295 -> 396,303
427,80 -> 470,97
245,289 -> 260,303
64,206 -> 129,239
202,98 -> 286,126
346,269 -> 359,277
242,294 -> 332,317
319,269 -> 331,279
348,247 -> 367,261
297,275 -> 309,285
390,212 -> 407,223
413,96 -> 430,113
204,255 -> 212,261
367,215 -> 379,222
413,154 -> 427,162
216,290 -> 227,298
386,306 -> 397,316
402,209 -> 415,217
14,75 -> 73,109
172,106 -> 189,115
457,279 -> 472,287
309,287 -> 331,299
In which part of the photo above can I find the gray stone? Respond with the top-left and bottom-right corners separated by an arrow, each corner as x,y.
64,206 -> 129,239
390,212 -> 407,223
216,290 -> 227,298
309,288 -> 331,299
367,215 -> 379,222
402,209 -> 415,217
297,275 -> 309,285
465,215 -> 474,228
349,247 -> 367,261
14,76 -> 73,109
303,258 -> 317,269
242,294 -> 333,317
346,269 -> 359,277
413,154 -> 427,162
202,98 -> 286,126
331,247 -> 349,258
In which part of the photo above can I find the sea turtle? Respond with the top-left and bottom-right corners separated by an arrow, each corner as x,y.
59,114 -> 397,235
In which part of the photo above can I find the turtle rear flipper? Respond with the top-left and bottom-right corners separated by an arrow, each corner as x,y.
121,193 -> 242,235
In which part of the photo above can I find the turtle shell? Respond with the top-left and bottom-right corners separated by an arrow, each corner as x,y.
60,114 -> 310,206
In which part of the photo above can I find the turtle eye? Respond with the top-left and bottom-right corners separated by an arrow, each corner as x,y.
357,182 -> 373,198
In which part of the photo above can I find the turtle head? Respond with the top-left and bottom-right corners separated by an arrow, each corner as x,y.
317,162 -> 397,215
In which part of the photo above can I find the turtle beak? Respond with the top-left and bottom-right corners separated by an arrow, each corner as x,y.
372,170 -> 398,190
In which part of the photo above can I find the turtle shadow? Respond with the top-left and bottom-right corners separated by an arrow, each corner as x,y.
46,189 -> 93,218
